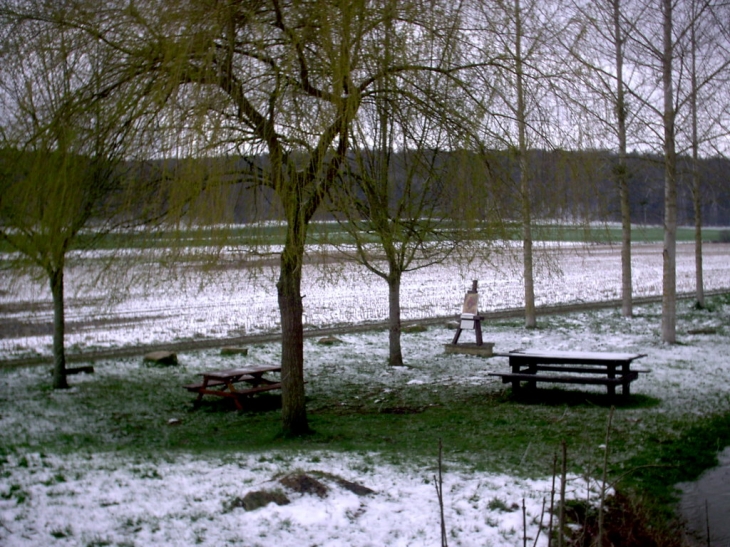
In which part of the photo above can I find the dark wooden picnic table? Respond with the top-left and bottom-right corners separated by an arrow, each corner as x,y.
489,350 -> 649,399
184,366 -> 282,410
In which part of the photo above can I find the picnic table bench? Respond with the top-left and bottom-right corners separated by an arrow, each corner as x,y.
184,366 -> 282,410
489,350 -> 648,399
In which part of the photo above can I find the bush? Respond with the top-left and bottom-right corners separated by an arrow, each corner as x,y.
571,491 -> 684,547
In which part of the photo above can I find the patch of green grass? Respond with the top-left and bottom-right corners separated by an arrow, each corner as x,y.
5,220 -> 723,255
42,473 -> 66,486
0,387 -> 701,487
118,383 -> 656,479
692,291 -> 730,312
487,497 -> 516,512
0,365 -> 641,477
502,224 -> 727,243
623,410 -> 730,508
84,536 -> 113,547
2,484 -> 29,504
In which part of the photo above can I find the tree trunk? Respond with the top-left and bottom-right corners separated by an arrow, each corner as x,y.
694,172 -> 705,308
387,272 -> 404,367
277,237 -> 310,436
661,0 -> 677,344
690,12 -> 705,309
50,267 -> 69,390
613,0 -> 633,318
619,175 -> 633,317
515,0 -> 537,329
523,215 -> 537,328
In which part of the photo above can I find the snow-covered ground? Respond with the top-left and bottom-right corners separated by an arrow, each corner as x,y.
1,241 -> 729,546
2,302 -> 730,546
1,449 -> 591,547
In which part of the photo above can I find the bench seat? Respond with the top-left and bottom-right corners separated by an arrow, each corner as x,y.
183,375 -> 256,392
186,381 -> 282,409
233,382 -> 282,396
489,371 -> 639,386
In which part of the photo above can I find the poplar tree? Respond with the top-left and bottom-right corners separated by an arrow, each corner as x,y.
473,0 -> 574,329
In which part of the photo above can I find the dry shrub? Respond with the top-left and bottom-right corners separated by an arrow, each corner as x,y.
568,491 -> 685,547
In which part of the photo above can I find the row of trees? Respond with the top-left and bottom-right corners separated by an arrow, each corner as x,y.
228,150 -> 730,226
1,0 -> 729,435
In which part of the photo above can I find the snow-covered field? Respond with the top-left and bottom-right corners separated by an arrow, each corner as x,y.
1,241 -> 729,546
2,241 -> 730,361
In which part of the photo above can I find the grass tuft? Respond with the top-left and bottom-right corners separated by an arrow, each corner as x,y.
50,525 -> 73,539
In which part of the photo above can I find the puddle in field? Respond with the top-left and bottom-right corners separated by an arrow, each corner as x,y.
677,447 -> 730,546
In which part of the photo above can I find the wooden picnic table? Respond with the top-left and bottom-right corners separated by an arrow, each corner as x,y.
489,350 -> 649,399
183,365 -> 282,410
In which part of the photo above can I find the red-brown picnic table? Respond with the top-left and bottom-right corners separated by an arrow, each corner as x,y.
183,365 -> 282,410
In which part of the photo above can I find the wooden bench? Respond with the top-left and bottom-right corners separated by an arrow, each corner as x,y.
489,350 -> 648,399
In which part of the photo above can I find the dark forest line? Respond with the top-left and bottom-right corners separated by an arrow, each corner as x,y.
216,148 -> 730,227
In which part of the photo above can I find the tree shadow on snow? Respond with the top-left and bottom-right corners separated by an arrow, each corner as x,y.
503,387 -> 660,409
194,393 -> 283,414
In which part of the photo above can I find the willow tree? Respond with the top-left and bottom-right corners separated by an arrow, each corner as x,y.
0,5 -> 145,388
63,0 -> 471,435
327,0 -> 474,367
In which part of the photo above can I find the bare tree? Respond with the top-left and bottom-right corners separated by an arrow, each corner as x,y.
604,0 -> 639,318
514,0 -> 537,329
559,0 -> 654,318
332,127 -> 469,367
681,0 -> 730,308
660,0 -> 678,343
612,0 -> 634,318
327,1 -> 474,367
473,0 -> 575,329
614,0 -> 730,341
0,4 -> 147,387
689,0 -> 705,308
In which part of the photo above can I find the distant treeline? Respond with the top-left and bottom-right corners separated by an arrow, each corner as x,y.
55,148 -> 726,228
212,149 -> 728,227
508,149 -> 730,227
